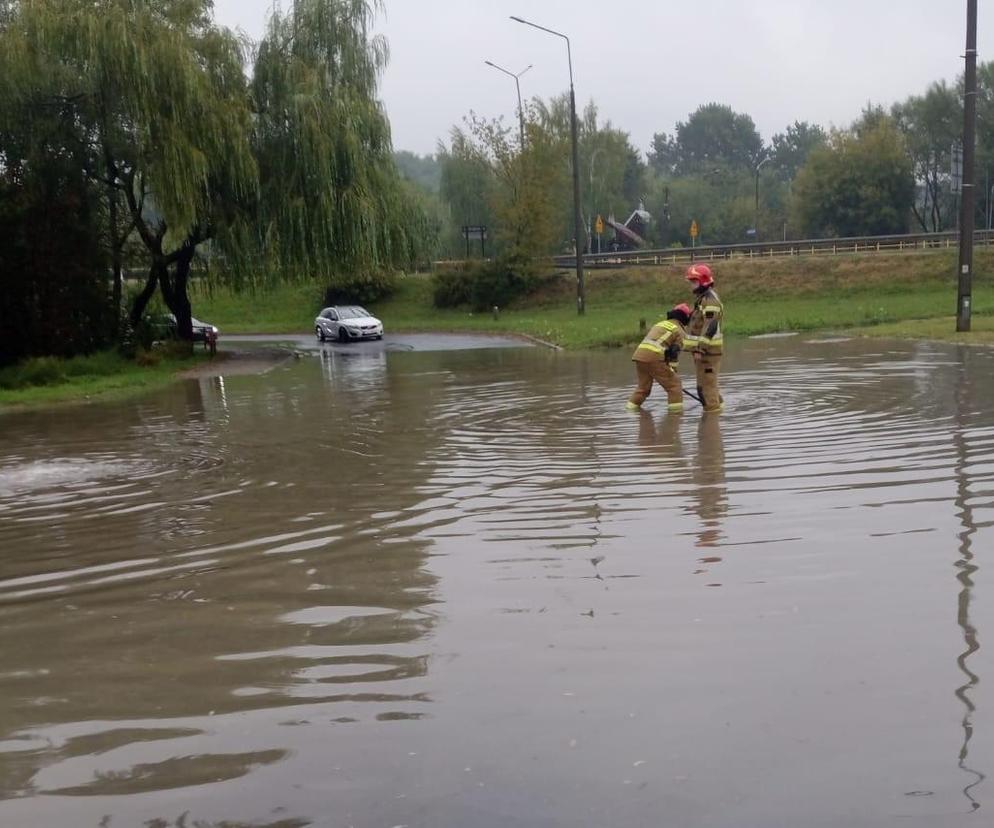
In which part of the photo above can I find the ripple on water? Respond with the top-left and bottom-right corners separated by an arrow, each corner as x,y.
1,341 -> 994,825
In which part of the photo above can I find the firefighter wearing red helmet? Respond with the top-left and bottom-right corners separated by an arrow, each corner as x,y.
684,263 -> 724,412
625,303 -> 692,413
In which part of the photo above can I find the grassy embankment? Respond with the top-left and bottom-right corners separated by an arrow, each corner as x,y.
194,248 -> 994,348
0,349 -> 213,410
7,248 -> 992,410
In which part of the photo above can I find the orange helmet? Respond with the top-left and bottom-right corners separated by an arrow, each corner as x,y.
685,263 -> 714,288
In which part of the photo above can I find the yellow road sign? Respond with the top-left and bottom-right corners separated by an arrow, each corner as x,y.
690,220 -> 699,238
595,215 -> 604,235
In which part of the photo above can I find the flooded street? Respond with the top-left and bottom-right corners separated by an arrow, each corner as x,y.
2,334 -> 994,827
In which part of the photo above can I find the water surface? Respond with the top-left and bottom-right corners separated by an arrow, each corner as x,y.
1,336 -> 993,827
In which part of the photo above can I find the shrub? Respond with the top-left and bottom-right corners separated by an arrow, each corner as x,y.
432,256 -> 544,311
431,262 -> 475,308
134,348 -> 161,367
0,356 -> 64,389
323,270 -> 398,306
0,171 -> 111,367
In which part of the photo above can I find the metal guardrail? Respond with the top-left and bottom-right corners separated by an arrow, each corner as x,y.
549,229 -> 994,269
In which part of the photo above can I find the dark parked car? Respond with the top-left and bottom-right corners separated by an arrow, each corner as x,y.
147,313 -> 219,343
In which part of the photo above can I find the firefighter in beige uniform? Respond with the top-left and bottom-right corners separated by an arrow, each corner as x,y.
684,263 -> 724,412
625,303 -> 692,413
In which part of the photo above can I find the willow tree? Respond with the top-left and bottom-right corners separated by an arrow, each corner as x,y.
249,0 -> 429,289
0,0 -> 257,340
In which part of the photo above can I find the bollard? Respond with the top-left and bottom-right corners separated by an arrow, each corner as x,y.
492,305 -> 500,320
639,318 -> 646,333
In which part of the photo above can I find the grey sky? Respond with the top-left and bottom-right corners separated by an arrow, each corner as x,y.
214,0 -> 990,158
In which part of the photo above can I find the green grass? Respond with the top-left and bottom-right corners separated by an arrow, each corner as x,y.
0,350 -> 211,410
189,247 -> 994,349
191,280 -> 325,334
855,314 -> 994,343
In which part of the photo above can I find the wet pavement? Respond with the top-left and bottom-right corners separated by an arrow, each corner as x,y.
1,335 -> 993,827
222,331 -> 537,353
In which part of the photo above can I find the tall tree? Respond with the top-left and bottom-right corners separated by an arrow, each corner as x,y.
1,0 -> 258,340
438,126 -> 498,256
770,121 -> 827,181
792,118 -> 914,238
250,0 -> 430,287
579,103 -> 645,237
647,132 -> 679,176
892,81 -> 960,232
653,103 -> 764,175
394,151 -> 442,192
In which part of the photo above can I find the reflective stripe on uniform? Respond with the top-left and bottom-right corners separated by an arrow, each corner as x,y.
640,320 -> 679,349
636,342 -> 664,354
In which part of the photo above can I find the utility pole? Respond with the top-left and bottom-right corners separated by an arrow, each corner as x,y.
754,157 -> 771,241
957,0 -> 978,332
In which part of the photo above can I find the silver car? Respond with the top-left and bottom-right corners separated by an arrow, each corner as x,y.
315,305 -> 384,342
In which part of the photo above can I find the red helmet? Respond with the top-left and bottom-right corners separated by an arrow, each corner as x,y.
672,303 -> 691,317
685,263 -> 714,288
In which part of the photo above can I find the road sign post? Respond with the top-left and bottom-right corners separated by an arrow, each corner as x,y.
461,225 -> 488,259
690,220 -> 699,255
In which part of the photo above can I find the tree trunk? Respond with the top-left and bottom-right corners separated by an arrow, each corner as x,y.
130,260 -> 163,326
109,190 -> 123,339
172,246 -> 195,341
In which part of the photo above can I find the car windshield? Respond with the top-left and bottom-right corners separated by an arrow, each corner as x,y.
338,306 -> 371,320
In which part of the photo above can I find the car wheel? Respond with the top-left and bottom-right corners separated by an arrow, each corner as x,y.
338,326 -> 350,343
316,326 -> 325,342
375,334 -> 383,340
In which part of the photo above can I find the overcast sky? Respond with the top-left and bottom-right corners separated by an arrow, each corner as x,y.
213,0 -> 991,158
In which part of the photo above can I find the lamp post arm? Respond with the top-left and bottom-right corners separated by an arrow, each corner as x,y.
510,16 -> 573,86
484,60 -> 531,150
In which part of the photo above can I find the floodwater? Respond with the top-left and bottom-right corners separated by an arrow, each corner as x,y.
1,333 -> 993,828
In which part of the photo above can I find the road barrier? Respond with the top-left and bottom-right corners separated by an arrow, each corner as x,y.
547,229 -> 994,270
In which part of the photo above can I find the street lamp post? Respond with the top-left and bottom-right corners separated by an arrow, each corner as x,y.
511,14 -> 585,315
484,60 -> 532,150
754,157 -> 771,240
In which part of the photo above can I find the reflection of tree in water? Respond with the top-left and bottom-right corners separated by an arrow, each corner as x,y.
953,350 -> 984,812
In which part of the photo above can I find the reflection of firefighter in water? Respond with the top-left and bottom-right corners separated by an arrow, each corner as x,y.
691,412 -> 727,554
637,406 -> 685,451
684,264 -> 724,413
625,304 -> 692,413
